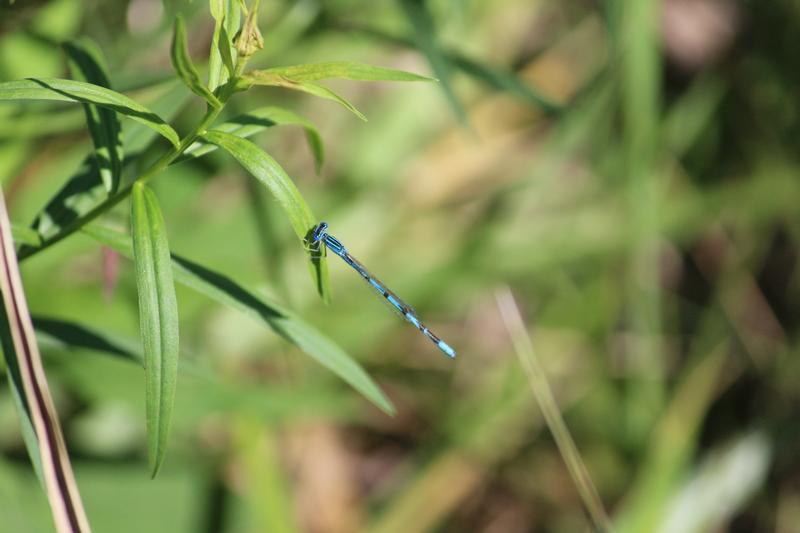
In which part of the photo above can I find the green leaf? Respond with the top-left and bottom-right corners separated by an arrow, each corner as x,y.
449,53 -> 561,115
201,129 -> 331,300
171,16 -> 222,108
348,26 -> 562,114
178,106 -> 325,172
22,38 -> 127,269
251,61 -> 434,82
398,0 -> 467,124
20,81 -> 191,257
217,26 -> 236,78
33,316 -> 140,365
64,38 -> 124,192
240,74 -> 366,121
130,183 -> 180,477
209,0 -> 224,19
208,0 -> 241,91
83,224 -> 394,415
0,78 -> 180,147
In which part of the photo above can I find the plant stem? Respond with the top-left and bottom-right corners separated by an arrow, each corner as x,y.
19,102 -> 225,262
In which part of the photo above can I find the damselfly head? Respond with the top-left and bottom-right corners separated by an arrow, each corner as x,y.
311,222 -> 328,243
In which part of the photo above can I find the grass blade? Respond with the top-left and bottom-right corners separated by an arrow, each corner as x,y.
240,74 -> 366,121
615,345 -> 730,533
397,0 -> 467,124
64,38 -> 124,193
201,129 -> 331,302
250,61 -> 433,82
337,25 -> 563,114
449,53 -> 561,115
130,183 -> 180,477
495,287 -> 612,533
83,224 -> 394,415
0,189 -> 91,532
171,15 -> 222,108
0,78 -> 180,147
179,106 -> 325,172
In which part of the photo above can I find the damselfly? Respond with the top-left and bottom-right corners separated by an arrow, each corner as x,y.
311,222 -> 456,358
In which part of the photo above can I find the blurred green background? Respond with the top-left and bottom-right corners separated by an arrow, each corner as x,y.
1,0 -> 798,531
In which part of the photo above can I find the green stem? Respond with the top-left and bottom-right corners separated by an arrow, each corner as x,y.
19,102 -> 226,261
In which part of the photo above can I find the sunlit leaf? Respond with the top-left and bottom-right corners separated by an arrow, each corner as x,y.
130,183 -> 180,477
21,38 -> 127,259
201,129 -> 331,301
171,15 -> 221,108
0,78 -> 180,147
83,224 -> 394,415
217,26 -> 236,78
178,106 -> 325,171
209,0 -> 224,20
208,0 -> 241,91
240,74 -> 366,121
64,38 -> 124,192
250,61 -> 433,82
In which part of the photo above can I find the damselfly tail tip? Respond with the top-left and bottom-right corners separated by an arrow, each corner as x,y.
438,340 -> 456,359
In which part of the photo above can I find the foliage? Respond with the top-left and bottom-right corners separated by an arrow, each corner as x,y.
0,0 -> 796,531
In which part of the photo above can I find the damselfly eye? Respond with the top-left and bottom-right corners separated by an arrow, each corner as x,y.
311,222 -> 328,243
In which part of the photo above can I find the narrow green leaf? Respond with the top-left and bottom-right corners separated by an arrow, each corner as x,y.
252,61 -> 434,82
171,16 -> 222,108
208,0 -> 241,91
218,26 -> 236,78
347,26 -> 563,114
398,0 -> 467,123
64,38 -> 124,192
201,129 -> 331,301
33,316 -> 140,364
130,183 -> 180,477
240,74 -> 366,121
83,224 -> 394,415
209,4 -> 229,90
209,0 -> 224,19
0,78 -> 180,147
449,53 -> 561,115
200,130 -> 313,238
178,106 -> 325,172
0,190 -> 91,531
